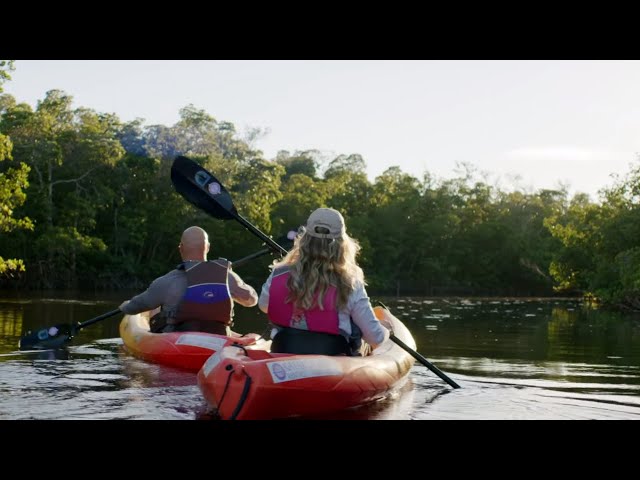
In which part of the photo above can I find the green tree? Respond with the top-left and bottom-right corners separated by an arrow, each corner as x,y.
271,172 -> 327,230
1,90 -> 125,287
275,150 -> 320,180
0,61 -> 33,276
364,167 -> 422,291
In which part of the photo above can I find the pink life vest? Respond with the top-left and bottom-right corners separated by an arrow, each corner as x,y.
267,267 -> 340,335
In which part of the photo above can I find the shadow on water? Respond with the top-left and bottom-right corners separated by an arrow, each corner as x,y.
1,292 -> 640,419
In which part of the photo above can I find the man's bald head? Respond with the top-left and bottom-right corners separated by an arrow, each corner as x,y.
179,226 -> 210,261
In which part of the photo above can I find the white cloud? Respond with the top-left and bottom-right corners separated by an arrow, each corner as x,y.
505,146 -> 623,163
494,146 -> 636,198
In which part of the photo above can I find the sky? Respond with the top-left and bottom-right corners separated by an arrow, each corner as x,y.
4,60 -> 640,199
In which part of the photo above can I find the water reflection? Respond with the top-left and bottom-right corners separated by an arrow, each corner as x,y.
0,303 -> 23,352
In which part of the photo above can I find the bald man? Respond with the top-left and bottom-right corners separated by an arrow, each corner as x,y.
119,226 -> 258,334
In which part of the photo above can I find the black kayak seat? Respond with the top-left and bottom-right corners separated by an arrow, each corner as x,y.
271,327 -> 351,356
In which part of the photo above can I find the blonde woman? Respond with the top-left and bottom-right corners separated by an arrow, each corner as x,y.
258,208 -> 391,356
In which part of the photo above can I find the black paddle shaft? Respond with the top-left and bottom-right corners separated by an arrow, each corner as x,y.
77,309 -> 122,330
390,334 -> 461,389
377,300 -> 460,389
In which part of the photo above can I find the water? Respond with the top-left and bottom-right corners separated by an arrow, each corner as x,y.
1,293 -> 639,419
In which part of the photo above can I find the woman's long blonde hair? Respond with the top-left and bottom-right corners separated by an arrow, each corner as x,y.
272,226 -> 364,311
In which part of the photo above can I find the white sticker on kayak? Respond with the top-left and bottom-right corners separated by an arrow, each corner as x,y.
176,334 -> 226,351
203,352 -> 222,377
267,358 -> 342,384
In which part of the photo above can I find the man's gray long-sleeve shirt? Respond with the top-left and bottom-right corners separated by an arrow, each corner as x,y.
121,261 -> 258,322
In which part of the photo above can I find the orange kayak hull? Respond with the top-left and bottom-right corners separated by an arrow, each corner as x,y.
197,306 -> 415,419
120,312 -> 270,372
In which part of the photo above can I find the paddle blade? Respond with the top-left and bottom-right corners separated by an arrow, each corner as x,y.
18,323 -> 76,351
171,156 -> 237,220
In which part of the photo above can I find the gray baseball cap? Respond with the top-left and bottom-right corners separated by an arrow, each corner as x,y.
305,208 -> 346,239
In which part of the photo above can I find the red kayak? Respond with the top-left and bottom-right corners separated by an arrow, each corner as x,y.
197,305 -> 415,419
120,311 -> 271,372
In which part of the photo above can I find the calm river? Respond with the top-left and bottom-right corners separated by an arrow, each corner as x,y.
1,292 -> 639,419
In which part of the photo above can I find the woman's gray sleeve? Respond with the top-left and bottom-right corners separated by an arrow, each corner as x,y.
258,272 -> 274,314
348,284 -> 387,345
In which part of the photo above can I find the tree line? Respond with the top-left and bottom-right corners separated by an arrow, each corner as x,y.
1,75 -> 639,309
